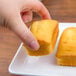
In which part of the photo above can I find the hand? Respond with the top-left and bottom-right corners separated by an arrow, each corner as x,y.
0,0 -> 51,50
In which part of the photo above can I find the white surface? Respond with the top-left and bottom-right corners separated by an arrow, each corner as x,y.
9,23 -> 76,76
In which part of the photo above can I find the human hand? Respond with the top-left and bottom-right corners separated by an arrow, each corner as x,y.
0,0 -> 51,50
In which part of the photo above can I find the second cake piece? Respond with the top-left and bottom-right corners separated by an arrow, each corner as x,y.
56,27 -> 76,66
24,20 -> 59,56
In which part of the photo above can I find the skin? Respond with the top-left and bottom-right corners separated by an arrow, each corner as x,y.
0,0 -> 51,50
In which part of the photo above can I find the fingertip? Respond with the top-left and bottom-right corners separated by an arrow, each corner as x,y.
42,13 -> 51,19
27,40 -> 40,50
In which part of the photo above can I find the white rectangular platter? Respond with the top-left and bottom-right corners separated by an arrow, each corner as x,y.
9,23 -> 76,76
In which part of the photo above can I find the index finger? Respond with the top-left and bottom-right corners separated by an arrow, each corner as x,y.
28,0 -> 51,19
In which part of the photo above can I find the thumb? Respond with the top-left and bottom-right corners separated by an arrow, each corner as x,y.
9,13 -> 39,50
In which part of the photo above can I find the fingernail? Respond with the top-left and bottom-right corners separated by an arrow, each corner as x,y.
28,40 -> 40,50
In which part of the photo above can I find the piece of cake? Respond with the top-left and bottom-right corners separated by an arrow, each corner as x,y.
56,27 -> 76,66
24,20 -> 59,56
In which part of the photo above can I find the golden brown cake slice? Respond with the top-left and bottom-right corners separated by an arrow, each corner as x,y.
24,20 -> 59,56
56,27 -> 76,66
